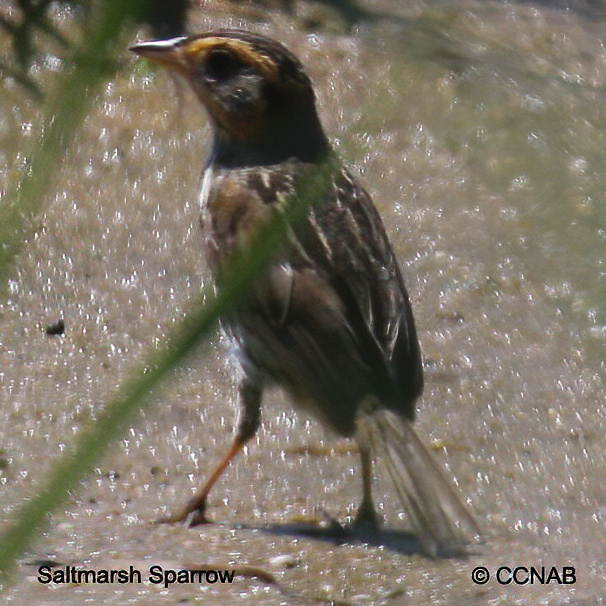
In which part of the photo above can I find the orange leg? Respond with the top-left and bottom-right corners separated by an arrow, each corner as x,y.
160,379 -> 262,527
166,434 -> 251,525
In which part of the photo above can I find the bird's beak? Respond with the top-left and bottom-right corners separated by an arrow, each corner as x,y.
129,37 -> 190,75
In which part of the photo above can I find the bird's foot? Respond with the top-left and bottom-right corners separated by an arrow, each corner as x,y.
155,498 -> 210,527
352,499 -> 381,533
315,503 -> 382,538
318,510 -> 349,536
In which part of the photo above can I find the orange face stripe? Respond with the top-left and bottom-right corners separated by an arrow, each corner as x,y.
183,37 -> 280,81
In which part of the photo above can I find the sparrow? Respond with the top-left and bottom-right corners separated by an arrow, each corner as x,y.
130,30 -> 479,555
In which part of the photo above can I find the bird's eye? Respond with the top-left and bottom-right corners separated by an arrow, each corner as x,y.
205,49 -> 243,81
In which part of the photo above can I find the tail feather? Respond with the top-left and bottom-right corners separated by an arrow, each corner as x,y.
363,409 -> 480,556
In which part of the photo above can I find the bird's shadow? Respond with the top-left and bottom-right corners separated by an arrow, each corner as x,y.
235,520 -> 479,560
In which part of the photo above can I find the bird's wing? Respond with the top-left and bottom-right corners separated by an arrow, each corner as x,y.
208,162 -> 423,421
292,168 -> 424,414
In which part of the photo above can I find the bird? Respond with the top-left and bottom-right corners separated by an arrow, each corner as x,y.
130,30 -> 479,555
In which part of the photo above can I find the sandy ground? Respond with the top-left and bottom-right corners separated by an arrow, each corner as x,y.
1,1 -> 606,604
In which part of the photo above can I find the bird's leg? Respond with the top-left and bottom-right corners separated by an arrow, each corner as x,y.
161,379 -> 262,527
353,444 -> 381,530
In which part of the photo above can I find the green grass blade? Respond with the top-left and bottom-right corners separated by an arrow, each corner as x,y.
0,155 -> 337,583
0,0 -> 147,289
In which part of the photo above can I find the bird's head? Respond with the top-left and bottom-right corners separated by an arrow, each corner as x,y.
130,30 -> 328,166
